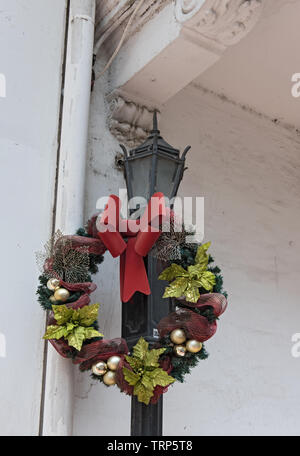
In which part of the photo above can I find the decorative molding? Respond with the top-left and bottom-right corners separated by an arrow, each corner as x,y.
107,92 -> 159,148
177,0 -> 263,50
175,0 -> 205,22
94,0 -> 172,55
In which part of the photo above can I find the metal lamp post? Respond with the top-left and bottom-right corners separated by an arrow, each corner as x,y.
120,112 -> 190,436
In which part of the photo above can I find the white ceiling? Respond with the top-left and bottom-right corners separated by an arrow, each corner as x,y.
193,0 -> 300,129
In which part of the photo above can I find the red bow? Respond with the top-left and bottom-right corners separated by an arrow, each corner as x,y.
97,192 -> 166,302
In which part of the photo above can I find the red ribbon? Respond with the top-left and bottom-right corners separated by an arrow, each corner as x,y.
97,192 -> 167,302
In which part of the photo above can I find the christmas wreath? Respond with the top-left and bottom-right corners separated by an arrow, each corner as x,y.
36,193 -> 227,405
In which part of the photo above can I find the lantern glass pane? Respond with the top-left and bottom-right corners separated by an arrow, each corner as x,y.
155,156 -> 178,200
129,155 -> 152,201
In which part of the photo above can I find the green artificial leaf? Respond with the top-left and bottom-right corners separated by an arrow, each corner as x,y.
125,355 -> 143,371
83,327 -> 103,339
71,309 -> 80,323
52,305 -> 73,326
66,326 -> 87,351
123,337 -> 175,405
78,303 -> 100,326
43,325 -> 68,341
184,283 -> 200,303
133,337 -> 149,361
141,372 -> 155,391
144,348 -> 166,368
159,241 -> 216,303
133,382 -> 153,405
147,368 -> 175,388
198,271 -> 216,291
66,322 -> 76,332
187,263 -> 206,278
123,368 -> 141,386
43,303 -> 102,351
158,264 -> 188,281
163,277 -> 188,298
195,242 -> 211,266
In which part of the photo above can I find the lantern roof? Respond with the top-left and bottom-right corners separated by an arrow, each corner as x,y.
128,111 -> 180,158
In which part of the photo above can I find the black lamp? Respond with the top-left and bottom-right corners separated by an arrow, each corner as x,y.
119,112 -> 191,437
120,111 -> 190,205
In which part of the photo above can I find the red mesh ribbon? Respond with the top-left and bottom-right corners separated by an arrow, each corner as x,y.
158,307 -> 217,342
177,293 -> 228,318
97,192 -> 167,302
49,339 -> 74,358
55,234 -> 106,255
115,355 -> 173,404
73,338 -> 129,368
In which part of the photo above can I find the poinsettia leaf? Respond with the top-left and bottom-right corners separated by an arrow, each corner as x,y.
133,337 -> 149,361
83,327 -> 103,339
158,263 -> 188,282
66,322 -> 76,332
52,305 -> 73,326
163,277 -> 188,298
184,283 -> 200,303
66,326 -> 86,351
141,373 -> 155,391
195,242 -> 211,268
78,303 -> 100,326
199,271 -> 216,291
144,348 -> 166,368
123,367 -> 140,386
71,309 -> 80,323
125,355 -> 143,371
133,382 -> 153,405
43,325 -> 68,341
187,263 -> 207,278
148,368 -> 175,387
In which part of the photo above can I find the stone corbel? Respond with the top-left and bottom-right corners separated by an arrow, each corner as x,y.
107,91 -> 158,148
97,0 -> 263,141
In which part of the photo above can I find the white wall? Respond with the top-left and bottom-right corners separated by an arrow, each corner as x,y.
0,0 -> 67,435
73,80 -> 300,436
162,85 -> 300,436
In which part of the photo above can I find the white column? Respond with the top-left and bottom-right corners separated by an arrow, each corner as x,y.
42,0 -> 96,436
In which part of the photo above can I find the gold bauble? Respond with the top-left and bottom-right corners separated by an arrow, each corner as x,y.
47,278 -> 60,291
92,361 -> 107,376
54,287 -> 70,302
107,356 -> 121,371
170,329 -> 186,345
173,345 -> 186,357
49,295 -> 57,303
103,371 -> 116,386
186,340 -> 203,353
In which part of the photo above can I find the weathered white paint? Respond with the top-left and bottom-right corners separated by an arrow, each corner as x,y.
42,0 -> 96,436
73,76 -> 300,435
0,0 -> 67,436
